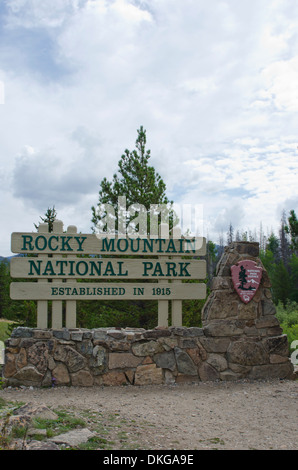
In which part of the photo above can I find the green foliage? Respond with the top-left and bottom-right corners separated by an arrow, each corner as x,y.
276,300 -> 298,327
33,410 -> 85,437
0,321 -> 11,342
34,206 -> 57,232
0,259 -> 36,326
77,299 -> 158,330
276,301 -> 298,351
91,126 -> 174,234
285,209 -> 298,253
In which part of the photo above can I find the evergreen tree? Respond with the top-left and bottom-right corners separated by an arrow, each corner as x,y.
34,206 -> 57,232
226,222 -> 234,245
86,127 -> 180,329
91,126 -> 173,235
206,240 -> 217,287
285,209 -> 298,254
279,210 -> 291,266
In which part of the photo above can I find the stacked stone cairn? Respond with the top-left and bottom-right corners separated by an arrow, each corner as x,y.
3,242 -> 294,387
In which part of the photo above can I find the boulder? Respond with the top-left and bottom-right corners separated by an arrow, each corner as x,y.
227,340 -> 268,366
174,347 -> 197,375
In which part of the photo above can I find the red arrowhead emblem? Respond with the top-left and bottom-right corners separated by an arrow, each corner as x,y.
231,260 -> 262,304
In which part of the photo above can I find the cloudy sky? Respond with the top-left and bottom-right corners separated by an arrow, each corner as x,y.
0,0 -> 297,256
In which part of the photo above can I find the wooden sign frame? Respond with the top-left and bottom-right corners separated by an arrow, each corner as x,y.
10,221 -> 207,329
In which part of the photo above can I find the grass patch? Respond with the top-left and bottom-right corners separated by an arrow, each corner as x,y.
78,436 -> 113,450
0,320 -> 14,343
0,397 -> 6,409
33,409 -> 86,437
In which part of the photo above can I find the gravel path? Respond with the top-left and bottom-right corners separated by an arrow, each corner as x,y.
1,379 -> 297,450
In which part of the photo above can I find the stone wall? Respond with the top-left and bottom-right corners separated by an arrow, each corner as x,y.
2,242 -> 294,387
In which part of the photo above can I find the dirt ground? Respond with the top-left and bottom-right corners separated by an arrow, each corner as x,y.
1,378 -> 297,450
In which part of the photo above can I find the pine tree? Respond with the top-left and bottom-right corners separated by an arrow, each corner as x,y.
285,209 -> 298,254
87,127 -> 178,329
34,206 -> 57,232
279,210 -> 291,266
91,126 -> 173,235
226,222 -> 234,245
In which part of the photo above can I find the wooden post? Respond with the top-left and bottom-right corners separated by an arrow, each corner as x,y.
158,223 -> 169,327
37,223 -> 49,328
51,220 -> 63,329
65,225 -> 77,328
171,226 -> 182,326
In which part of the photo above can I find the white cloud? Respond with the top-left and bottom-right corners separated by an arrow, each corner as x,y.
0,0 -> 297,255
261,57 -> 298,111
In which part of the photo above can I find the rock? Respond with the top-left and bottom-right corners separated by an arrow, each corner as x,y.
26,440 -> 60,450
71,370 -> 94,386
3,415 -> 32,434
132,340 -> 164,356
229,362 -> 251,376
107,330 -> 126,340
125,370 -> 135,384
27,428 -> 48,437
90,345 -> 107,372
142,356 -> 154,364
168,327 -> 204,337
232,242 -> 259,257
76,339 -> 93,355
32,330 -> 52,339
204,319 -> 244,337
237,302 -> 258,320
143,328 -> 171,339
52,363 -> 70,386
27,342 -> 49,374
199,337 -> 230,353
16,347 -> 27,370
108,340 -> 130,351
209,298 -> 239,320
134,364 -> 163,385
186,344 -> 208,365
248,362 -> 294,380
42,370 -> 53,387
13,403 -> 59,420
198,362 -> 219,381
176,374 -> 199,384
93,330 -> 108,341
207,353 -> 228,372
219,370 -> 241,381
265,334 -> 290,356
261,299 -> 276,316
174,347 -> 197,375
3,352 -> 17,378
102,371 -> 127,386
270,354 -> 289,364
153,351 -> 176,371
70,331 -> 83,341
211,276 -> 233,290
164,369 -> 176,384
255,316 -> 280,329
52,329 -> 71,340
12,365 -> 44,386
50,428 -> 95,447
54,345 -> 86,373
227,340 -> 268,366
109,352 -> 141,369
157,336 -> 179,351
11,327 -> 33,338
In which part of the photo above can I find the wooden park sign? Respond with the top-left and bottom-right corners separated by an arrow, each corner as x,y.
10,221 -> 206,329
